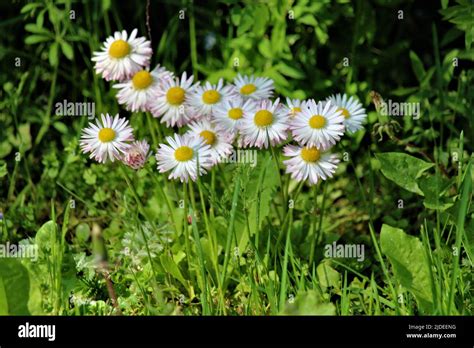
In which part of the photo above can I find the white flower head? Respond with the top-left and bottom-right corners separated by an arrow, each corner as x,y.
188,78 -> 235,117
240,98 -> 288,149
156,133 -> 213,183
80,114 -> 134,163
122,139 -> 150,169
233,74 -> 274,100
327,93 -> 367,134
285,98 -> 307,118
289,99 -> 345,150
92,28 -> 152,81
187,119 -> 234,165
113,65 -> 173,112
213,97 -> 255,135
283,144 -> 339,186
148,72 -> 198,127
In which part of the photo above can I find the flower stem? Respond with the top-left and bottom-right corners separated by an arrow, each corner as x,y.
188,0 -> 198,78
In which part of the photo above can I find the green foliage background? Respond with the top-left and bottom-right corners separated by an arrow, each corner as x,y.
0,0 -> 472,316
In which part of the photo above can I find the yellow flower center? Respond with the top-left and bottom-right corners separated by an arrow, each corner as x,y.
292,107 -> 302,114
301,147 -> 320,163
309,115 -> 326,129
240,83 -> 256,95
132,70 -> 153,90
202,90 -> 220,104
228,108 -> 243,120
254,110 -> 273,127
337,107 -> 350,119
199,130 -> 216,145
174,146 -> 194,162
98,128 -> 116,143
108,39 -> 130,58
166,86 -> 185,105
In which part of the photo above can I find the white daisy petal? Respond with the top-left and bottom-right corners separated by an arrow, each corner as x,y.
91,28 -> 153,81
326,93 -> 367,134
289,99 -> 345,150
148,72 -> 197,127
186,119 -> 234,165
113,65 -> 173,112
188,78 -> 236,117
239,98 -> 289,149
283,144 -> 339,186
212,97 -> 255,136
233,74 -> 274,100
156,133 -> 213,183
80,113 -> 134,163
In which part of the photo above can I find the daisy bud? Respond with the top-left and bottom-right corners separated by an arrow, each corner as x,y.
122,140 -> 150,170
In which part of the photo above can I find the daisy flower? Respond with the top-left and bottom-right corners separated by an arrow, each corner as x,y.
80,114 -> 134,163
213,97 -> 255,135
187,119 -> 234,165
188,78 -> 234,117
122,140 -> 150,169
156,133 -> 212,183
92,28 -> 152,81
233,74 -> 274,100
285,98 -> 307,118
240,98 -> 288,149
327,93 -> 367,133
283,144 -> 339,185
289,99 -> 345,150
148,72 -> 197,127
114,65 -> 173,112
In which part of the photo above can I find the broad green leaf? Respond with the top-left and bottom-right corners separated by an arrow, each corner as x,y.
409,50 -> 426,82
0,163 -> 7,178
276,62 -> 305,79
25,24 -> 50,35
280,290 -> 336,315
317,260 -> 341,289
418,175 -> 454,210
160,254 -> 187,288
60,41 -> 74,60
380,224 -> 434,313
0,259 -> 42,315
20,3 -> 42,14
297,14 -> 318,26
24,34 -> 50,45
258,38 -> 272,59
253,5 -> 269,36
49,41 -> 59,67
35,220 -> 57,254
247,153 -> 279,235
375,152 -> 434,195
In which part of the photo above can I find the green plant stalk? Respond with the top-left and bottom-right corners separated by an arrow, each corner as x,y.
270,145 -> 287,209
147,167 -> 179,235
447,161 -> 472,314
308,182 -> 325,266
278,210 -> 293,311
189,204 -> 210,314
194,171 -> 223,309
220,177 -> 241,294
182,181 -> 195,287
119,165 -> 160,284
188,0 -> 198,78
35,67 -> 57,146
275,181 -> 304,249
358,150 -> 400,314
146,112 -> 159,148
